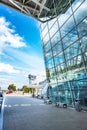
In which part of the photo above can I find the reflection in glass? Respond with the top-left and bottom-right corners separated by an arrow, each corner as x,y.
74,1 -> 87,25
42,25 -> 48,38
40,0 -> 87,109
51,31 -> 60,47
44,41 -> 51,52
49,21 -> 58,38
52,41 -> 62,56
60,15 -> 75,38
58,7 -> 72,27
77,18 -> 87,38
62,28 -> 78,49
45,51 -> 52,62
72,0 -> 84,11
43,33 -> 50,44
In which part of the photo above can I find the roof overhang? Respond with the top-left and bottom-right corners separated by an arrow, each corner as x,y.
0,0 -> 74,22
28,85 -> 42,89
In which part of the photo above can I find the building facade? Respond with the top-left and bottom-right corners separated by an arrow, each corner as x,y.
40,0 -> 87,109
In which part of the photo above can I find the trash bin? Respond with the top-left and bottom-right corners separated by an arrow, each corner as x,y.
75,100 -> 82,112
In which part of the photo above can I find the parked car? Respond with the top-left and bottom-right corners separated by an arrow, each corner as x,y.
44,98 -> 52,104
6,90 -> 13,94
36,94 -> 43,99
55,102 -> 67,108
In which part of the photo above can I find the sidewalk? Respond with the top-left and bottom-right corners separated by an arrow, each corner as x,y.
0,99 -> 4,130
2,96 -> 87,130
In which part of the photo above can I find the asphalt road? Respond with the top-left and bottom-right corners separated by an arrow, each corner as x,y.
2,95 -> 87,130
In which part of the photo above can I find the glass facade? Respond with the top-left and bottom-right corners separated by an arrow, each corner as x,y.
40,0 -> 87,109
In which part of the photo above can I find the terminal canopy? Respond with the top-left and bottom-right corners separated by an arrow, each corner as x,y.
0,0 -> 74,22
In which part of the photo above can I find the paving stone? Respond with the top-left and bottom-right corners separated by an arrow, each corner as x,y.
2,96 -> 87,130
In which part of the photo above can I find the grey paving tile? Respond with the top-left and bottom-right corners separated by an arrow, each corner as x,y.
3,96 -> 87,130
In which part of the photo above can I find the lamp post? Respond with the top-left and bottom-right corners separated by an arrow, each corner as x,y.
28,74 -> 36,97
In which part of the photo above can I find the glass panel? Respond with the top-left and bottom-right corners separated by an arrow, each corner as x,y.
52,41 -> 62,56
51,86 -> 59,102
58,6 -> 72,27
55,65 -> 62,74
79,36 -> 87,69
43,33 -> 50,44
44,41 -> 51,52
54,52 -> 64,65
49,21 -> 58,38
40,22 -> 47,31
40,0 -> 87,109
62,28 -> 78,49
42,25 -> 48,38
55,63 -> 68,84
60,15 -> 75,38
79,36 -> 87,53
50,68 -> 57,83
47,58 -> 54,69
51,31 -> 60,47
58,62 -> 66,74
48,17 -> 57,29
84,52 -> 87,64
44,51 -> 52,62
74,1 -> 87,25
77,18 -> 87,38
72,0 -> 84,11
65,42 -> 81,60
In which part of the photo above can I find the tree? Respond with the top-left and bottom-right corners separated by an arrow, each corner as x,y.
22,85 -> 29,93
8,84 -> 16,91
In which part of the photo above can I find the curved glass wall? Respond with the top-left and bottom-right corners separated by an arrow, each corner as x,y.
40,0 -> 87,109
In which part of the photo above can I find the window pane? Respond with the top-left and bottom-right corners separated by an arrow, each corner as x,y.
60,15 -> 75,38
42,25 -> 48,38
62,28 -> 78,49
49,21 -> 58,38
51,31 -> 60,47
44,41 -> 51,52
77,18 -> 87,38
74,1 -> 87,25
52,41 -> 62,56
43,33 -> 50,44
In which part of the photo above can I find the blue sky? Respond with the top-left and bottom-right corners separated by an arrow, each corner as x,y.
0,4 -> 46,90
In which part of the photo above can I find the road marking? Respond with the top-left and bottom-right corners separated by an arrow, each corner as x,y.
21,104 -> 31,106
39,104 -> 45,105
14,104 -> 19,107
8,105 -> 12,107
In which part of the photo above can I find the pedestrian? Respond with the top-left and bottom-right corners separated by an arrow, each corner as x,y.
75,100 -> 82,112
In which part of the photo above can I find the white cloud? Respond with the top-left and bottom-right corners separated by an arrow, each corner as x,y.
0,62 -> 20,74
0,16 -> 46,89
0,42 -> 5,55
5,47 -> 45,71
0,17 -> 26,54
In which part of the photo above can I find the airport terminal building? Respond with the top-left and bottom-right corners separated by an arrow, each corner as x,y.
0,0 -> 87,109
40,0 -> 87,108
